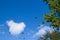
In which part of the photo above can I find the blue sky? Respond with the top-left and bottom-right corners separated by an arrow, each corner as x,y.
0,0 -> 52,40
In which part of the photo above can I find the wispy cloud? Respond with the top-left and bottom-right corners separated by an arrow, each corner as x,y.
0,31 -> 5,34
6,20 -> 26,35
0,24 -> 5,35
33,25 -> 54,39
0,24 -> 5,26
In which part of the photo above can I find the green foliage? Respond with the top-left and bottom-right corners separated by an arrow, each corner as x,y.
42,31 -> 60,40
43,0 -> 60,28
44,0 -> 60,15
39,0 -> 60,40
43,13 -> 60,28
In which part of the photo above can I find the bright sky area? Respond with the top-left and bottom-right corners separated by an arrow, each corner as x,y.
0,0 -> 54,40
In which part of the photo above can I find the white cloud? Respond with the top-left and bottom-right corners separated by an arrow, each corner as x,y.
6,20 -> 26,35
33,25 -> 54,38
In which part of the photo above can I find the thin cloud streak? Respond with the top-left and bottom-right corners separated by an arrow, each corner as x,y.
33,25 -> 54,38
